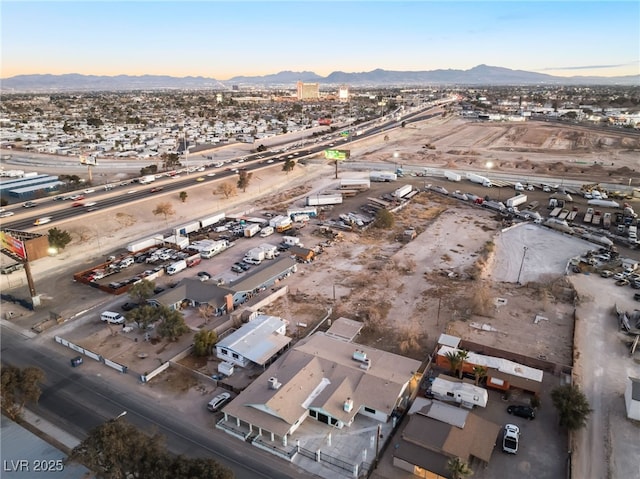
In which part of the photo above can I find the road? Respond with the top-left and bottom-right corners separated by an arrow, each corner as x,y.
0,327 -> 312,479
0,101 -> 449,231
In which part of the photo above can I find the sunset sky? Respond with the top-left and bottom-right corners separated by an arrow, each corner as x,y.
2,1 -> 638,79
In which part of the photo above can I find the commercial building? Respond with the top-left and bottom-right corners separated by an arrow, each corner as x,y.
296,81 -> 319,101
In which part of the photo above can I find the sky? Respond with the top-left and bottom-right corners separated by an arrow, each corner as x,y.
1,1 -> 639,79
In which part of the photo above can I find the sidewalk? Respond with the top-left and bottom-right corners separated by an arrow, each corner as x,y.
20,408 -> 83,452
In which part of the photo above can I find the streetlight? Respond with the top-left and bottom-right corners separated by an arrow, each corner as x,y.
114,411 -> 127,420
517,246 -> 528,285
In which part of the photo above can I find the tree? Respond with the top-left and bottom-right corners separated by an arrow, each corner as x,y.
128,279 -> 155,304
456,350 -> 469,379
216,182 -> 236,199
160,152 -> 181,171
156,306 -> 189,341
237,169 -> 253,192
167,456 -> 233,479
373,209 -> 394,229
282,159 -> 296,175
179,191 -> 188,203
1,365 -> 45,419
447,456 -> 473,479
444,351 -> 463,378
198,304 -> 215,324
152,202 -> 175,225
256,144 -> 267,152
551,384 -> 592,431
68,417 -> 166,479
67,417 -> 231,479
472,365 -> 487,386
193,329 -> 218,357
125,305 -> 159,331
48,227 -> 72,250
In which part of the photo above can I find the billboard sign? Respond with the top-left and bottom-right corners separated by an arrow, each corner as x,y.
324,149 -> 350,161
0,231 -> 26,260
79,155 -> 98,166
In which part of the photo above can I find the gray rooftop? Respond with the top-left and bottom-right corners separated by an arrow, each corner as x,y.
324,317 -> 364,342
153,278 -> 234,306
217,314 -> 291,366
230,255 -> 297,293
223,332 -> 421,437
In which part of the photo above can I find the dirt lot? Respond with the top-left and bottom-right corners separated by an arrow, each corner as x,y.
3,115 -> 640,479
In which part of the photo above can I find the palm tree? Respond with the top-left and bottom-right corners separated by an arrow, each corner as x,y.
447,456 -> 473,479
456,350 -> 469,379
445,351 -> 462,377
472,365 -> 487,386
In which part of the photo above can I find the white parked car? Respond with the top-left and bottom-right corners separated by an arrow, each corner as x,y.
502,424 -> 520,454
207,392 -> 231,412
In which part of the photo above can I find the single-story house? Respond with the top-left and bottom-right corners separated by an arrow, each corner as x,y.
216,314 -> 291,368
435,345 -> 544,395
288,245 -> 315,262
148,256 -> 298,312
393,398 -> 501,477
218,331 -> 421,446
230,255 -> 297,304
147,278 -> 236,314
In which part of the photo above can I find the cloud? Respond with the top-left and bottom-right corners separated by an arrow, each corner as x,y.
543,61 -> 639,71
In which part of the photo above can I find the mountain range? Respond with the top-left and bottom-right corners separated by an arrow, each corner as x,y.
2,65 -> 638,92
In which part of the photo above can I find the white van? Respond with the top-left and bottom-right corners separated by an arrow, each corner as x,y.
166,259 -> 187,275
101,311 -> 125,324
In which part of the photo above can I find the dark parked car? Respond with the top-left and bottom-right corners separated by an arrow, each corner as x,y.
197,271 -> 211,281
121,302 -> 140,312
153,286 -> 165,294
507,405 -> 536,420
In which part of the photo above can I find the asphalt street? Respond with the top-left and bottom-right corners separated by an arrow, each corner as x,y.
0,327 -> 313,479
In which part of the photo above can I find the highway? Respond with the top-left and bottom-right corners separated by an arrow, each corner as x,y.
0,101 -> 450,231
0,327 -> 311,479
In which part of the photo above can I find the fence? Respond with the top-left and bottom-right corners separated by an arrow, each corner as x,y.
297,446 -> 372,477
54,335 -> 128,373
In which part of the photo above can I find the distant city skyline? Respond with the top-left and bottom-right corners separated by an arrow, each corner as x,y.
2,1 -> 639,80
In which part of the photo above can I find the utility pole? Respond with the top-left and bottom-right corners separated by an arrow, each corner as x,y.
517,246 -> 528,285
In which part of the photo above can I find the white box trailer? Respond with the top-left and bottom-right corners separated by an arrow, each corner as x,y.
444,171 -> 462,182
174,221 -> 201,236
393,184 -> 413,198
127,236 -> 162,253
506,194 -> 528,208
431,376 -> 488,408
340,178 -> 371,190
200,212 -> 226,228
370,171 -> 397,182
306,194 -> 343,206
